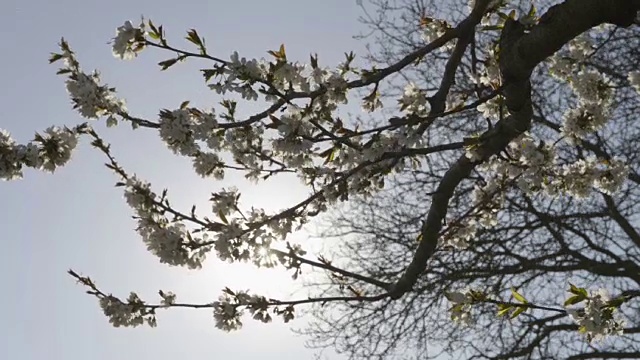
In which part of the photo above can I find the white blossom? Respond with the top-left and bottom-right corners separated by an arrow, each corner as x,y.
159,291 -> 177,307
212,293 -> 243,331
549,56 -> 574,79
478,51 -> 501,88
445,289 -> 476,326
398,83 -> 430,114
159,109 -> 199,156
112,21 -> 144,60
99,293 -> 154,328
0,129 -> 24,180
123,177 -> 209,268
123,176 -> 156,212
421,18 -> 448,43
193,152 -> 224,179
476,96 -> 507,119
211,187 -> 239,217
567,34 -> 593,61
561,102 -> 609,141
65,71 -> 126,119
593,158 -> 628,195
445,221 -> 476,249
566,289 -> 625,342
38,126 -> 79,173
569,69 -> 613,105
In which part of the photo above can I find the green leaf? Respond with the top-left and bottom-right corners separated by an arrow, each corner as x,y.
268,44 -> 287,61
328,148 -> 336,162
510,306 -> 526,319
511,287 -> 528,304
186,29 -> 203,47
310,53 -> 318,69
569,283 -> 588,297
481,25 -> 504,31
607,296 -> 626,308
48,53 -> 64,64
201,68 -> 218,82
148,20 -> 161,40
218,210 -> 228,224
497,304 -> 512,317
497,11 -> 510,20
564,295 -> 585,306
223,287 -> 235,296
158,58 -> 178,70
279,44 -> 286,58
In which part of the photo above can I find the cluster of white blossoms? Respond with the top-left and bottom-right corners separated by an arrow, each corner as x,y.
553,157 -> 629,197
549,34 -> 592,79
47,21 -> 431,208
562,69 -> 613,142
111,20 -> 145,60
455,134 -> 552,247
476,95 -> 508,120
566,289 -> 625,342
445,289 -> 479,326
455,29 -> 632,250
456,132 -> 628,247
483,134 -> 627,198
208,47 -> 351,105
420,18 -> 449,43
212,292 -> 244,331
192,152 -> 224,179
65,71 -> 127,119
399,83 -> 431,115
476,49 -> 501,89
158,290 -> 177,307
99,292 -> 157,328
123,176 -> 211,269
548,34 -> 617,142
0,126 -> 79,181
212,289 -> 295,331
158,108 -> 218,156
115,142 -> 306,271
38,126 -> 80,172
210,187 -> 239,216
445,175 -> 507,249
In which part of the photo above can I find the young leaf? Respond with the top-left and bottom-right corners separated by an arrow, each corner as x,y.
49,53 -> 64,64
218,210 -> 229,224
497,304 -> 512,317
510,306 -> 526,319
186,29 -> 203,47
569,283 -> 588,297
511,287 -> 528,304
158,58 -> 178,71
564,295 -> 586,307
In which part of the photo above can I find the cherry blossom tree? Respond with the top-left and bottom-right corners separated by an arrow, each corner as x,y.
2,0 -> 640,359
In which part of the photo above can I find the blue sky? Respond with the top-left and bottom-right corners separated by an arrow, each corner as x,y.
0,0 -> 369,359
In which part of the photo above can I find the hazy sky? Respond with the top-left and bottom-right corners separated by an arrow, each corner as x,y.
0,0 -> 370,359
